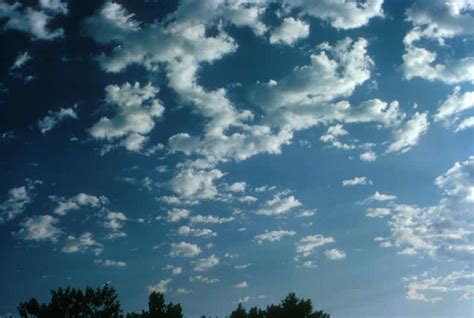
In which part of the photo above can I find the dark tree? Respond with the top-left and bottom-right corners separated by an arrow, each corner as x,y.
126,291 -> 183,318
18,285 -> 121,318
248,306 -> 265,318
230,303 -> 247,318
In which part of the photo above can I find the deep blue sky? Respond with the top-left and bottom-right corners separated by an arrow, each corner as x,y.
1,0 -> 473,317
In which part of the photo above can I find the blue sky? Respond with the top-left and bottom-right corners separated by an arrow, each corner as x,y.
0,0 -> 473,317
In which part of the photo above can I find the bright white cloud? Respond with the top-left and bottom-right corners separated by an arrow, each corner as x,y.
193,254 -> 219,272
287,0 -> 384,29
256,193 -> 302,216
51,193 -> 106,216
269,17 -> 309,46
296,234 -> 335,257
342,176 -> 371,186
10,51 -> 31,70
0,179 -> 40,223
62,232 -> 103,255
166,208 -> 190,222
366,191 -> 397,202
103,211 -> 127,230
255,230 -> 296,244
404,270 -> 474,303
324,248 -> 347,260
190,214 -> 234,224
37,107 -> 78,134
366,207 -> 391,218
170,242 -> 201,258
96,259 -> 127,267
0,1 -> 66,40
189,275 -> 220,284
89,82 -> 164,152
387,112 -> 429,153
15,215 -> 61,242
178,226 -> 216,238
435,87 -> 474,132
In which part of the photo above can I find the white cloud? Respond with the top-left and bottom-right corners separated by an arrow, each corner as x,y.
404,270 -> 474,303
170,242 -> 201,258
178,226 -> 216,238
189,275 -> 219,284
255,230 -> 296,244
193,254 -> 219,272
387,112 -> 429,153
167,208 -> 190,222
256,193 -> 302,216
227,182 -> 246,193
15,215 -> 61,242
368,156 -> 474,260
269,17 -> 309,46
234,281 -> 248,289
62,232 -> 103,255
296,234 -> 335,257
324,248 -> 346,260
96,259 -> 127,267
342,176 -> 371,187
402,0 -> 474,84
367,191 -> 397,202
360,149 -> 377,162
148,279 -> 172,294
103,211 -> 127,230
0,179 -> 40,223
287,0 -> 384,29
89,82 -> 164,152
37,107 -> 78,134
168,168 -> 224,202
51,193 -> 106,216
190,214 -> 234,224
10,51 -> 31,70
366,207 -> 391,218
163,265 -> 182,275
175,288 -> 191,294
435,87 -> 474,132
0,1 -> 66,40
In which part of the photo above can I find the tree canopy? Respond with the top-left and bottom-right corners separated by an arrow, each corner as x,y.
18,287 -> 328,318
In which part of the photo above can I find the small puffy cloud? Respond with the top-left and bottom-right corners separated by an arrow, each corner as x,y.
367,191 -> 397,202
0,1 -> 66,40
10,51 -> 31,70
190,214 -> 234,224
89,82 -> 164,152
37,107 -> 78,134
170,242 -> 201,258
435,155 -> 474,204
269,17 -> 309,46
324,248 -> 346,260
178,226 -> 216,238
287,0 -> 383,29
168,168 -> 224,202
360,149 -> 377,162
15,215 -> 61,242
0,179 -> 40,223
387,112 -> 429,153
62,232 -> 103,255
255,230 -> 296,244
366,207 -> 391,218
163,265 -> 182,275
193,254 -> 219,272
227,182 -> 246,193
95,259 -> 127,267
103,211 -> 127,230
256,193 -> 302,216
148,279 -> 171,294
342,176 -> 371,187
167,208 -> 190,222
296,234 -> 335,257
435,87 -> 474,132
175,288 -> 191,294
404,270 -> 474,303
51,193 -> 106,216
234,281 -> 248,289
189,275 -> 219,284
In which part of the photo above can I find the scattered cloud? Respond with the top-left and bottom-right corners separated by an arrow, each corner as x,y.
37,107 -> 78,134
170,242 -> 201,258
269,17 -> 309,46
15,215 -> 61,242
193,254 -> 219,272
255,230 -> 296,244
296,234 -> 335,258
324,248 -> 347,260
342,177 -> 372,187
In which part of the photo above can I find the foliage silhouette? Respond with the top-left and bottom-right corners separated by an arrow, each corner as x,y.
18,287 -> 328,318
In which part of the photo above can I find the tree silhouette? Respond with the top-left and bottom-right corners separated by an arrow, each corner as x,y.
126,291 -> 183,318
18,285 -> 121,318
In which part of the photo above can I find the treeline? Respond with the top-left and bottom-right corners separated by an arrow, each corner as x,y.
17,285 -> 330,318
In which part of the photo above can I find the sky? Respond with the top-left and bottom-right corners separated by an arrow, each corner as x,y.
0,0 -> 473,317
